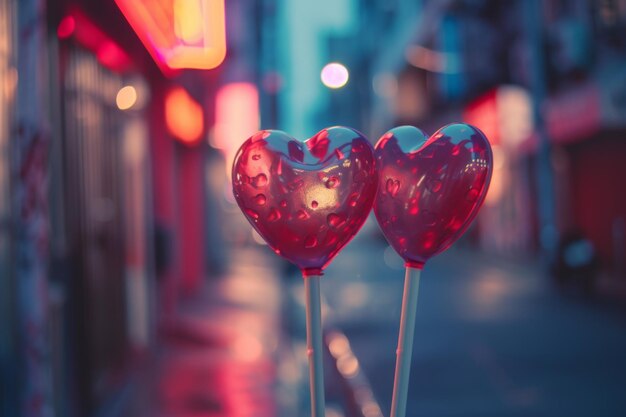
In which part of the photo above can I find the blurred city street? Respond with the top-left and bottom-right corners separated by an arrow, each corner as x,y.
2,1 -> 626,417
128,223 -> 626,417
320,229 -> 626,417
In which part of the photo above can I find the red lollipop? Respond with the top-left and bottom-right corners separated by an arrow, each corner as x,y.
232,127 -> 377,417
232,127 -> 377,275
374,123 -> 493,268
374,123 -> 492,417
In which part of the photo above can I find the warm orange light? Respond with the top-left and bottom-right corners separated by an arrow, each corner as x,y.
165,87 -> 204,144
327,331 -> 350,358
116,86 -> 137,110
213,83 -> 259,172
114,0 -> 226,72
174,0 -> 204,43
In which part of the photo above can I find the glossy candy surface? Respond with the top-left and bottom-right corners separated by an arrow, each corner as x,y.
374,123 -> 493,269
232,127 -> 377,274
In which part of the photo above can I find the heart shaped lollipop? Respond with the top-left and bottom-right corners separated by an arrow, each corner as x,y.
374,123 -> 493,268
375,123 -> 493,417
232,127 -> 377,275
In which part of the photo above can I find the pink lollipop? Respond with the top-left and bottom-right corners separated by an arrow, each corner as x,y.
232,127 -> 377,417
374,123 -> 492,417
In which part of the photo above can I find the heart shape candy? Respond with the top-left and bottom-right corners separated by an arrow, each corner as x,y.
232,127 -> 378,275
373,123 -> 493,268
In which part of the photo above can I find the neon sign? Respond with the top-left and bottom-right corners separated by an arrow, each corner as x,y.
114,0 -> 226,73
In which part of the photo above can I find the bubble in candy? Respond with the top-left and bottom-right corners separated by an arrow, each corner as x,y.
373,123 -> 493,269
232,127 -> 378,275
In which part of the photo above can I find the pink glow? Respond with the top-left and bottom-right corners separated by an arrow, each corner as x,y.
57,16 -> 75,39
58,10 -> 132,72
213,83 -> 259,169
321,63 -> 349,89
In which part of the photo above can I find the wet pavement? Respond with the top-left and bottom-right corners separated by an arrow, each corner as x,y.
131,216 -> 626,417
321,223 -> 626,417
132,247 -> 299,417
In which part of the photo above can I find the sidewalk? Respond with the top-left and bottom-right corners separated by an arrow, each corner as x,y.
131,246 -> 294,417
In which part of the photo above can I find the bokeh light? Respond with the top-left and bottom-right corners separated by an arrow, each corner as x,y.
165,87 -> 204,144
116,85 -> 137,110
373,73 -> 398,98
57,16 -> 75,39
321,62 -> 349,89
212,82 -> 259,177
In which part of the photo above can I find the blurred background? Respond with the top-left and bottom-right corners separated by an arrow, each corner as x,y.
1,0 -> 626,416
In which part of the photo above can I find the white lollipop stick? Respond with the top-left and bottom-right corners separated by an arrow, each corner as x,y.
390,266 -> 422,417
304,274 -> 326,417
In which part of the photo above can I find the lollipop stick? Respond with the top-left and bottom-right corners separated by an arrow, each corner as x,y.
390,266 -> 422,417
304,274 -> 326,417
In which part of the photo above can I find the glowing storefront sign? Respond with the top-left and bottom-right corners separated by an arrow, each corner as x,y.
115,0 -> 226,72
212,82 -> 259,173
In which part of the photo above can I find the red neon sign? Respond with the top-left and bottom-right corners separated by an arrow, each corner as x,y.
114,0 -> 226,73
57,10 -> 132,73
463,89 -> 499,146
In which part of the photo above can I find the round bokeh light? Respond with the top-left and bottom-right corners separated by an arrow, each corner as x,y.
116,85 -> 137,110
321,62 -> 349,89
